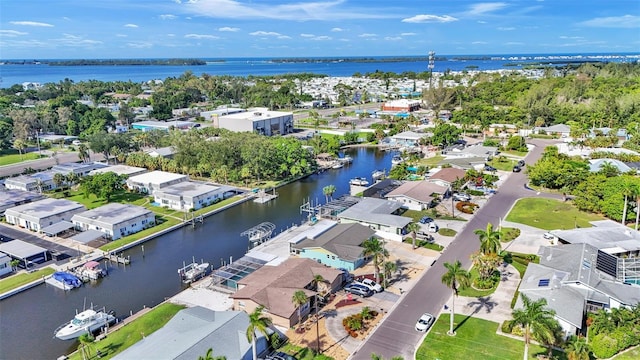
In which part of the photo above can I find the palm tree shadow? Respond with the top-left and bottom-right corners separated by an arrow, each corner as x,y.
453,296 -> 498,332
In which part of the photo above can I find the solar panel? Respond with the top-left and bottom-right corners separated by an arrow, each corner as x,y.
538,279 -> 550,287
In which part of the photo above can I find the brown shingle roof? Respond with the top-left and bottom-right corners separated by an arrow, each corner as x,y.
429,168 -> 466,184
231,258 -> 341,319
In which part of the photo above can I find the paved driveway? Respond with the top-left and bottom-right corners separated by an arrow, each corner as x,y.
350,139 -> 561,360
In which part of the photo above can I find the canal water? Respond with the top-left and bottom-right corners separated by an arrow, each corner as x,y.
0,147 -> 393,360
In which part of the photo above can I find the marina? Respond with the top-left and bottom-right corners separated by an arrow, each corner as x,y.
0,147 -> 394,359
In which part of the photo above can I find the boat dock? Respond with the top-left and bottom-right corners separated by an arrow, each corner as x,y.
253,188 -> 279,203
106,253 -> 130,265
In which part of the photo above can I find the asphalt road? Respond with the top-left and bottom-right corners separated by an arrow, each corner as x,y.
351,139 -> 559,360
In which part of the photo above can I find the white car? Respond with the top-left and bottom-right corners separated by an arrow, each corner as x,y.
415,312 -> 434,332
543,232 -> 555,240
356,278 -> 383,293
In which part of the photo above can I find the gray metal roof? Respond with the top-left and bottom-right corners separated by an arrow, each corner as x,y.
70,230 -> 106,244
0,240 -> 47,259
155,181 -> 223,198
551,221 -> 640,253
113,307 -> 266,360
5,198 -> 86,221
71,203 -> 153,227
337,197 -> 411,228
40,221 -> 74,235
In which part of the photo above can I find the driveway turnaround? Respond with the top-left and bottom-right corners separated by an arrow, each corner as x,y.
350,139 -> 559,360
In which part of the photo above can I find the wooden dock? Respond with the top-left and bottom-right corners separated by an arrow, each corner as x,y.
107,253 -> 130,265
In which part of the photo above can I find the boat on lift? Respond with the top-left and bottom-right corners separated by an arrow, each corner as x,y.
178,261 -> 210,283
331,162 -> 344,169
337,155 -> 353,163
349,177 -> 370,186
372,169 -> 386,181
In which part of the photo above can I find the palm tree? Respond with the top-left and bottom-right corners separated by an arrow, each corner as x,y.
511,293 -> 557,360
382,260 -> 398,288
565,336 -> 591,360
246,306 -> 272,360
441,260 -> 471,336
12,139 -> 26,160
362,237 -> 389,284
78,143 -> 90,163
621,183 -> 636,225
291,290 -> 308,328
198,348 -> 227,360
322,184 -> 336,203
77,333 -> 95,360
405,222 -> 421,249
474,223 -> 502,255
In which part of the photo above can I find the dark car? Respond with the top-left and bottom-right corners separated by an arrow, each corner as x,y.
419,216 -> 434,224
513,166 -> 522,172
517,160 -> 525,167
484,165 -> 497,172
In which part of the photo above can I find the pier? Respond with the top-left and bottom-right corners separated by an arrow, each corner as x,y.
253,188 -> 279,203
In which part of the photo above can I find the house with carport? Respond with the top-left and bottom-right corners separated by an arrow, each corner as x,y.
4,198 -> 86,232
112,307 -> 269,360
336,197 -> 412,241
291,223 -> 376,271
71,203 -> 155,240
230,258 -> 342,329
0,189 -> 45,215
385,181 -> 448,210
126,170 -> 188,194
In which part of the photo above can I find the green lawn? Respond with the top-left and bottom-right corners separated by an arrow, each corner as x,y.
613,346 -> 640,359
53,191 -> 147,210
100,215 -> 181,252
438,228 -> 457,237
487,157 -> 518,171
501,227 -> 521,242
506,198 -> 604,230
417,155 -> 445,167
66,302 -> 185,360
0,268 -> 55,294
0,152 -> 42,166
457,267 -> 498,297
417,314 -> 556,360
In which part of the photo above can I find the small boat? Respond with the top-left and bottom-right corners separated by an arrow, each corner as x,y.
54,308 -> 116,340
331,162 -> 344,169
178,262 -> 210,283
46,271 -> 82,290
372,170 -> 386,181
75,261 -> 107,281
349,177 -> 370,186
337,155 -> 353,163
391,155 -> 404,166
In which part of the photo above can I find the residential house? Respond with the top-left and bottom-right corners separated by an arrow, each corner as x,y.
487,123 -> 518,136
154,181 -> 233,211
589,127 -> 630,141
438,156 -> 487,171
112,307 -> 269,360
126,170 -> 189,194
336,197 -> 412,241
231,258 -> 342,328
0,253 -> 12,276
442,143 -> 499,161
534,124 -> 571,137
71,203 -> 155,240
427,168 -> 467,189
4,171 -> 57,192
4,198 -> 86,232
291,223 -> 376,271
145,146 -> 176,159
518,243 -> 640,337
52,162 -> 109,177
132,120 -> 197,132
389,131 -> 427,147
588,158 -> 633,173
0,190 -> 45,215
385,181 -> 448,210
89,164 -> 147,177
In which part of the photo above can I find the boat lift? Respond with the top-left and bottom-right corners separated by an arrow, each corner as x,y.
241,222 -> 276,248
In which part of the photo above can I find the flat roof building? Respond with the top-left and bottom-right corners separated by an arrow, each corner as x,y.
0,189 -> 45,214
71,203 -> 155,241
216,108 -> 294,136
89,164 -> 147,177
131,120 -> 196,132
126,170 -> 189,194
4,170 -> 58,193
52,162 -> 109,177
5,198 -> 86,232
382,99 -> 421,112
154,181 -> 233,211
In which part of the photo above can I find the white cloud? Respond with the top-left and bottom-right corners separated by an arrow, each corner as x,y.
477,20 -> 487,24
0,30 -> 28,37
338,38 -> 350,42
358,33 -> 377,38
311,35 -> 332,41
278,35 -> 291,39
466,2 -> 507,15
300,33 -> 315,37
331,27 -> 344,32
185,34 -> 220,39
250,31 -> 283,36
580,15 -> 640,28
559,36 -> 584,40
124,24 -> 139,28
127,41 -> 153,48
402,14 -> 458,23
472,41 -> 488,44
115,34 -> 128,38
504,41 -> 524,45
218,27 -> 240,32
54,33 -> 103,47
400,32 -> 417,36
384,36 -> 402,41
497,27 -> 515,31
159,14 -> 177,20
9,21 -> 54,27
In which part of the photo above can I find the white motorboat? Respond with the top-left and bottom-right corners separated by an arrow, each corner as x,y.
372,170 -> 386,181
331,162 -> 344,169
349,177 -> 370,186
337,155 -> 353,163
178,262 -> 210,283
54,308 -> 116,340
391,155 -> 404,166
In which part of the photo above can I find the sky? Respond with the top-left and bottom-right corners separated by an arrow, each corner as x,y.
1,0 -> 639,59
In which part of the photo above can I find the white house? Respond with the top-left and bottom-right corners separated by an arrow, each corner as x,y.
4,171 -> 57,192
89,164 -> 147,177
385,181 -> 448,210
4,198 -> 86,232
337,197 -> 412,241
71,203 -> 155,240
126,171 -> 188,194
52,162 -> 109,177
0,190 -> 45,215
153,182 -> 232,211
0,253 -> 12,276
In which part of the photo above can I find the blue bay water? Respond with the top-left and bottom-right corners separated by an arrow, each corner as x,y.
1,53 -> 638,88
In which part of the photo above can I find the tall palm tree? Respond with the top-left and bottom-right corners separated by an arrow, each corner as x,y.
621,183 -> 636,225
474,222 -> 502,255
246,306 -> 272,360
441,260 -> 471,336
362,237 -> 389,284
635,193 -> 640,230
382,260 -> 398,288
77,333 -> 95,360
565,336 -> 591,360
198,348 -> 227,360
511,294 -> 557,360
405,222 -> 421,249
322,184 -> 336,203
291,290 -> 308,328
78,143 -> 90,163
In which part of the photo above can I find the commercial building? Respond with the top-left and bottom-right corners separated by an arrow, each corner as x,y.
154,181 -> 233,211
216,108 -> 294,136
382,99 -> 421,112
131,120 -> 197,132
71,203 -> 155,240
4,198 -> 86,232
126,171 -> 189,194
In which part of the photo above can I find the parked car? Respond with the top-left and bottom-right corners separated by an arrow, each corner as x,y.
344,284 -> 373,298
452,193 -> 471,202
356,278 -> 383,293
427,222 -> 439,233
338,268 -> 354,284
518,160 -> 525,167
512,166 -> 522,173
267,352 -> 297,360
415,312 -> 435,332
416,231 -> 435,242
543,232 -> 555,240
484,165 -> 497,172
419,216 -> 434,224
